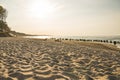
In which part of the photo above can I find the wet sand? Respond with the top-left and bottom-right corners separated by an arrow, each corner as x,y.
0,38 -> 120,80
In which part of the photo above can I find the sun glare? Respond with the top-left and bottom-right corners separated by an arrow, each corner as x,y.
28,0 -> 55,19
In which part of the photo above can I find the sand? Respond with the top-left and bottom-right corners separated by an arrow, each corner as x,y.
0,38 -> 120,80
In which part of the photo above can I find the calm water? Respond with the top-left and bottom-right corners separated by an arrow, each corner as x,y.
24,36 -> 51,39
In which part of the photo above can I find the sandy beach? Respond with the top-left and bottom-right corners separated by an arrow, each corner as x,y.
0,38 -> 120,80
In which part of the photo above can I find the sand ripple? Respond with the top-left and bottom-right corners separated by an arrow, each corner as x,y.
0,38 -> 120,80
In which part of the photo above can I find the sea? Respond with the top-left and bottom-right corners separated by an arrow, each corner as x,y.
24,35 -> 120,48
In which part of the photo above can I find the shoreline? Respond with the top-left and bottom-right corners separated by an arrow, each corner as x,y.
0,37 -> 120,80
21,35 -> 120,49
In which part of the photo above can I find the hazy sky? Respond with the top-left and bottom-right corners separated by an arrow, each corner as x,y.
0,0 -> 120,36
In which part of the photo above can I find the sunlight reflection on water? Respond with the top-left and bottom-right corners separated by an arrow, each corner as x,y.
24,36 -> 51,39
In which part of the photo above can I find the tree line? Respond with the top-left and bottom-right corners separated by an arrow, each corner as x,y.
0,5 -> 11,33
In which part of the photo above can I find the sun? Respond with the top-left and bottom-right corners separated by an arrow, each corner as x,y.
28,0 -> 55,19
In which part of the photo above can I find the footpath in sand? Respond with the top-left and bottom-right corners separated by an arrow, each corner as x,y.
0,38 -> 120,80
